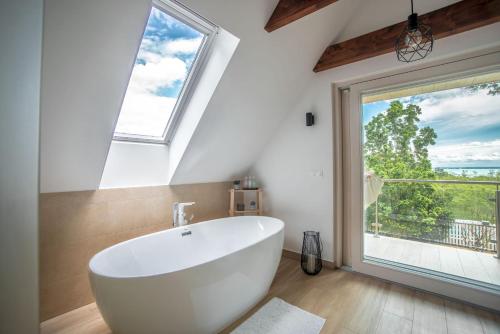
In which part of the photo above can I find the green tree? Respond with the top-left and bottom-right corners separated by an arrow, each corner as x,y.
364,101 -> 452,237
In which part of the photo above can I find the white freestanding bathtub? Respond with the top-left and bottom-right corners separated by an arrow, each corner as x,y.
89,216 -> 284,334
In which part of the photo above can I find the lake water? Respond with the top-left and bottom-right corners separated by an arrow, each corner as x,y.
437,167 -> 500,177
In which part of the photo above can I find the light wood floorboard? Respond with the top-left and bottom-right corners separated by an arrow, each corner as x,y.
375,311 -> 412,334
383,284 -> 415,321
445,300 -> 484,334
412,292 -> 448,334
41,257 -> 500,334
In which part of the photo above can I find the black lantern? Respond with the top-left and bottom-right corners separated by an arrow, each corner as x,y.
395,0 -> 433,63
301,231 -> 322,275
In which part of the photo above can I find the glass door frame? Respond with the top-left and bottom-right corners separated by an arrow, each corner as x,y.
344,50 -> 500,311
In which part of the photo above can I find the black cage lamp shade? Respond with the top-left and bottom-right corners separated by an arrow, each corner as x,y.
395,0 -> 433,63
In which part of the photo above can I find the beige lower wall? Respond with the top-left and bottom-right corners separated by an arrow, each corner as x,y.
39,182 -> 231,321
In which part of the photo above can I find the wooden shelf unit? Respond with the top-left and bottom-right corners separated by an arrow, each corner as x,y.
229,188 -> 263,216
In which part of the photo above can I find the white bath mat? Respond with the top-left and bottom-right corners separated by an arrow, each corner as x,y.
231,297 -> 325,334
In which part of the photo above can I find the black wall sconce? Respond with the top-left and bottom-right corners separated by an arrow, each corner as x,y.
306,112 -> 315,126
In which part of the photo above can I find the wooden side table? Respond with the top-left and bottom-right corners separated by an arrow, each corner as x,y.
229,189 -> 263,216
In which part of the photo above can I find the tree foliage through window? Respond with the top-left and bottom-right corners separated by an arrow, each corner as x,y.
364,101 -> 452,237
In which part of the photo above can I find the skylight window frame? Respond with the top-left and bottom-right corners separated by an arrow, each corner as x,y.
113,0 -> 218,145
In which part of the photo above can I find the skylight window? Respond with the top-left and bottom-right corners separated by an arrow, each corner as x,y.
113,0 -> 216,144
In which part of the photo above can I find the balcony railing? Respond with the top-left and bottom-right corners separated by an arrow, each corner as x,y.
365,178 -> 500,256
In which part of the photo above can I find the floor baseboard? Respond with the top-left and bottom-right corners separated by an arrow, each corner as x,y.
282,249 -> 336,270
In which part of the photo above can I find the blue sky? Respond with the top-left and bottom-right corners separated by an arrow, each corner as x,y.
114,6 -> 204,137
139,7 -> 201,98
362,84 -> 500,168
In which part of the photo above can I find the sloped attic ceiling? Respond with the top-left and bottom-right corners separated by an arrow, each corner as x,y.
167,0 -> 359,184
41,0 -> 358,191
40,0 -> 240,192
167,0 -> 464,184
41,0 -> 476,191
41,0 -> 152,192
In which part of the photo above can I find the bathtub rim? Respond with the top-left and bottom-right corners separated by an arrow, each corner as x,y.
88,215 -> 284,280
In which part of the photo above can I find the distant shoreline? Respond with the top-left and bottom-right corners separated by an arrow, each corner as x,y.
434,167 -> 500,176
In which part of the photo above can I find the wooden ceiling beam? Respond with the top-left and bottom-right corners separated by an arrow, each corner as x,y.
314,0 -> 500,72
265,0 -> 339,32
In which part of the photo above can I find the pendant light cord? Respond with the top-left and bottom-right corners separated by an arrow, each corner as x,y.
410,0 -> 414,14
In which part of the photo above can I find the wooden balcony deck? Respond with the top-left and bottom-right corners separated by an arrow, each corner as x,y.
364,233 -> 500,286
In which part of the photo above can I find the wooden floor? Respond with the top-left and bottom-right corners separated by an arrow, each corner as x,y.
41,257 -> 500,334
365,234 -> 500,286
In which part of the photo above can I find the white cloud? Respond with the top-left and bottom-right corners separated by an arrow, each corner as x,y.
114,18 -> 202,137
128,37 -> 202,93
417,90 -> 500,131
115,91 -> 177,137
163,37 -> 203,55
150,8 -> 186,31
128,56 -> 187,93
429,139 -> 500,165
140,37 -> 202,59
115,56 -> 186,137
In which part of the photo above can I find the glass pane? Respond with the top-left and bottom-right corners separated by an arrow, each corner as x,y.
114,6 -> 204,139
362,73 -> 500,288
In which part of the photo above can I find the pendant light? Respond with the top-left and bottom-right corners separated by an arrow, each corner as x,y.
395,0 -> 433,63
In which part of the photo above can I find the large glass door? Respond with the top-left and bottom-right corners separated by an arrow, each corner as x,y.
346,52 -> 500,311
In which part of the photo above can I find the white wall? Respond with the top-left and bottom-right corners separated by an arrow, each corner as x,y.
0,1 -> 42,332
100,141 -> 170,189
252,23 -> 500,263
40,0 -> 151,193
252,81 -> 335,260
169,28 -> 240,184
